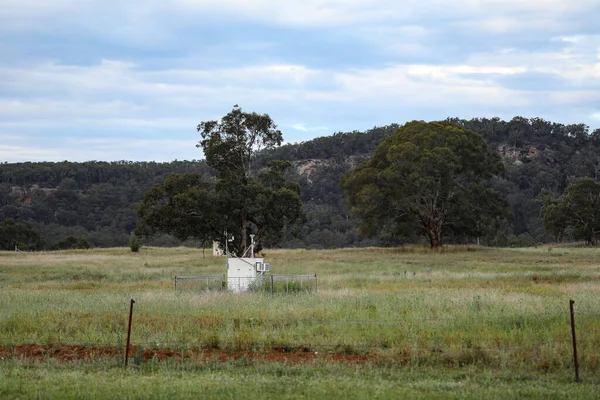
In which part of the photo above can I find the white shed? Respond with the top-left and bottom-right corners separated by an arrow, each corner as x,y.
227,257 -> 269,292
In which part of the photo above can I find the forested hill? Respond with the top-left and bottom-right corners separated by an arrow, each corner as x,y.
257,117 -> 600,248
0,161 -> 214,249
2,117 -> 599,250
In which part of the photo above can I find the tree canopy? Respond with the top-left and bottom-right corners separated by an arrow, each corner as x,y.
541,178 -> 600,245
136,173 -> 221,245
342,121 -> 508,248
197,104 -> 283,181
0,218 -> 41,250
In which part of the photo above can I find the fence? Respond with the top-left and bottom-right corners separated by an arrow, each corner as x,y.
4,296 -> 597,382
174,274 -> 318,294
112,303 -> 598,382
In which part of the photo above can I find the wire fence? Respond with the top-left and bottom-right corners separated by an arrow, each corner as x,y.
6,312 -> 599,350
2,299 -> 598,381
174,274 -> 318,294
4,313 -> 599,383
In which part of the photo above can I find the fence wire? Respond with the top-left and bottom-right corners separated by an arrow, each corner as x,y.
2,301 -> 598,381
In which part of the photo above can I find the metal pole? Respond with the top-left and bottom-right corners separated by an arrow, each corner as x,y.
271,275 -> 274,296
314,274 -> 318,293
569,300 -> 580,382
124,297 -> 135,367
174,276 -> 177,292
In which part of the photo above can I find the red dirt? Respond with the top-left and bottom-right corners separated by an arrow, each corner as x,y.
0,344 -> 377,364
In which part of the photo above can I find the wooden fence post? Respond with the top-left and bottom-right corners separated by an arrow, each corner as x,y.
569,299 -> 580,382
124,297 -> 135,367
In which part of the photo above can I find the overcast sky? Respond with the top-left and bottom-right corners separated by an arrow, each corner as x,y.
1,0 -> 599,162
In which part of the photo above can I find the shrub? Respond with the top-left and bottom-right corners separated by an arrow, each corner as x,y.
56,235 -> 93,250
76,238 -> 92,249
129,233 -> 141,253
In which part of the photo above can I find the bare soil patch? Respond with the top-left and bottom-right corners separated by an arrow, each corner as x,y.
0,344 -> 376,364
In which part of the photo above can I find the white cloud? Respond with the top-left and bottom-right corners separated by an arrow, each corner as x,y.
173,0 -> 599,27
289,123 -> 329,132
0,134 -> 201,162
0,99 -> 144,119
406,65 -> 527,81
0,144 -> 61,162
0,0 -> 599,162
2,0 -> 597,36
291,123 -> 308,132
1,48 -> 598,135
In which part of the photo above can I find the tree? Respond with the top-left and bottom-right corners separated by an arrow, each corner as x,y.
138,106 -> 303,254
56,235 -> 92,250
196,105 -> 301,254
539,190 -> 568,243
544,178 -> 600,245
137,173 -> 221,247
0,218 -> 41,250
197,104 -> 282,181
341,121 -> 507,248
245,160 -> 304,248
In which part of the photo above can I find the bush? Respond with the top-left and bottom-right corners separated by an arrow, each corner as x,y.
129,233 -> 141,252
56,235 -> 93,250
0,218 -> 41,251
77,238 -> 93,249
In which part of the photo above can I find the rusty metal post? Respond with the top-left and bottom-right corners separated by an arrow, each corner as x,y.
124,297 -> 135,367
569,300 -> 580,382
174,276 -> 178,292
270,275 -> 274,296
314,274 -> 318,293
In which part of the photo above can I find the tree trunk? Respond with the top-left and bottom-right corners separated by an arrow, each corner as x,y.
241,214 -> 248,255
424,224 -> 443,249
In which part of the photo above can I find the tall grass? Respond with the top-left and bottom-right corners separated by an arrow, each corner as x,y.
1,246 -> 600,373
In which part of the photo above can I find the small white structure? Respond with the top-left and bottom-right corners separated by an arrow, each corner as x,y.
226,234 -> 270,292
227,257 -> 270,292
212,241 -> 224,256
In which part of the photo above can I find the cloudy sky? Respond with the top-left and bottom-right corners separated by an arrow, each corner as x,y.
1,0 -> 599,162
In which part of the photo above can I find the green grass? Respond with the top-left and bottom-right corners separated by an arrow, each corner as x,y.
1,245 -> 600,398
1,360 -> 600,400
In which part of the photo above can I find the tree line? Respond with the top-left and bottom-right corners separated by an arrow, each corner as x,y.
1,113 -> 600,250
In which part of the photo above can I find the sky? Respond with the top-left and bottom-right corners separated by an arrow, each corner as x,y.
1,0 -> 599,163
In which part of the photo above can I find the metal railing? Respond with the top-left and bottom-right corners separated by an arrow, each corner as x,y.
174,274 -> 317,294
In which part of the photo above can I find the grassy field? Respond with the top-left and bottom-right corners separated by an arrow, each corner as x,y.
1,245 -> 600,398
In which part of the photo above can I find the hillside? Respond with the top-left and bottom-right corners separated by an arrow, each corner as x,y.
259,117 -> 600,248
1,117 -> 599,249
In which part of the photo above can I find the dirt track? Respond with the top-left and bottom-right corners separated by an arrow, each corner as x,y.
0,344 -> 376,364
